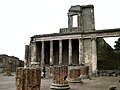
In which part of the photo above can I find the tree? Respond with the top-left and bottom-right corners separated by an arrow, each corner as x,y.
114,38 -> 120,50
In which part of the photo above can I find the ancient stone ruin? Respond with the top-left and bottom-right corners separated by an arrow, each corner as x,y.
25,4 -> 120,76
0,54 -> 24,75
16,4 -> 120,90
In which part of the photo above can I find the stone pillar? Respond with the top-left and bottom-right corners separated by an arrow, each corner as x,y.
24,45 -> 29,68
59,40 -> 62,65
16,67 -> 41,90
78,38 -> 84,65
50,40 -> 53,65
31,42 -> 39,67
68,15 -> 73,32
77,13 -> 81,30
31,42 -> 37,62
91,38 -> 97,75
50,65 -> 70,90
41,41 -> 45,66
69,39 -> 72,65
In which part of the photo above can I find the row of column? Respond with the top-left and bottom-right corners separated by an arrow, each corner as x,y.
41,39 -> 84,65
29,39 -> 84,66
29,38 -> 97,71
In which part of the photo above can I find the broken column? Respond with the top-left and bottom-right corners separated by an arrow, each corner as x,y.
16,41 -> 41,90
68,66 -> 81,83
79,66 -> 89,79
16,67 -> 41,90
50,65 -> 70,89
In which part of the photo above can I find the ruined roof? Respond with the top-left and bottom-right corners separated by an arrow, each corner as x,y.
69,4 -> 94,12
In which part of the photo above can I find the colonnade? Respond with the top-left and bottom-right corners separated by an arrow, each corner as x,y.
29,38 -> 97,72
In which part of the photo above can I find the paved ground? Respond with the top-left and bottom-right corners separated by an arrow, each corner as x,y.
0,73 -> 120,90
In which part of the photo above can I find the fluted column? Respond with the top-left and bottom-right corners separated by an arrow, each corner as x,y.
59,40 -> 62,65
68,39 -> 72,65
91,38 -> 97,75
50,40 -> 53,65
41,41 -> 45,66
78,38 -> 84,65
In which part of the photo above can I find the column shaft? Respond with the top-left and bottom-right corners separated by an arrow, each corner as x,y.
50,40 -> 53,65
91,38 -> 97,74
69,39 -> 72,65
31,42 -> 37,63
41,41 -> 45,66
59,40 -> 62,65
78,38 -> 83,65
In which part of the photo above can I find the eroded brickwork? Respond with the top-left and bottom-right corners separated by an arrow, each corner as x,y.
16,67 -> 41,90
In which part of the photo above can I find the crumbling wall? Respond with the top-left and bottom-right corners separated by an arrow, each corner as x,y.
0,54 -> 24,73
97,38 -> 118,70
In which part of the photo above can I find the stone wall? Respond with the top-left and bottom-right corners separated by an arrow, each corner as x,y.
97,38 -> 118,70
0,54 -> 24,73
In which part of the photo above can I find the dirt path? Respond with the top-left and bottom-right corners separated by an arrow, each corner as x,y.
0,73 -> 120,90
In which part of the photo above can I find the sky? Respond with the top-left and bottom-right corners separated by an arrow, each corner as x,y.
0,0 -> 120,60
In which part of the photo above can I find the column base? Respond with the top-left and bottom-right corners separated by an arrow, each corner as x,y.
50,83 -> 70,90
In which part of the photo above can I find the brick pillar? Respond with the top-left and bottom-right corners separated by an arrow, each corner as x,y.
68,66 -> 81,83
68,39 -> 72,65
50,65 -> 70,89
16,67 -> 41,90
79,66 -> 89,79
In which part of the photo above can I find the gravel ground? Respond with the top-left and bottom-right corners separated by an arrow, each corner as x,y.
0,73 -> 120,90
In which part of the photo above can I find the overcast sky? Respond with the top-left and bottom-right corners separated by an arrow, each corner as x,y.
0,0 -> 120,60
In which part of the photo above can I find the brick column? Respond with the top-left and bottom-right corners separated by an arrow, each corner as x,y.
50,40 -> 53,65
16,67 -> 41,90
91,38 -> 97,75
59,40 -> 62,65
78,38 -> 84,65
68,39 -> 72,65
50,65 -> 70,89
41,41 -> 45,66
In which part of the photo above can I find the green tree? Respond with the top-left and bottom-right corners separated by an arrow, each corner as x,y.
114,38 -> 120,50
